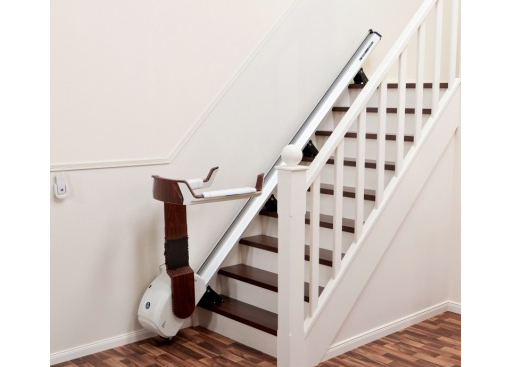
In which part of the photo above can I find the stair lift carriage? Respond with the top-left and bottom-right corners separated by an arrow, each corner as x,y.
138,167 -> 264,338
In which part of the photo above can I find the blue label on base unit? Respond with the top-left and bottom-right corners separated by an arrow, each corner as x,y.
145,302 -> 150,309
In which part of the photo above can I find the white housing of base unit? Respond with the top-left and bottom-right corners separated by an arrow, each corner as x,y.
137,265 -> 206,338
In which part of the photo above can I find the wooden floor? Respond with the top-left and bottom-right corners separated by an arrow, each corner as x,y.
54,312 -> 460,367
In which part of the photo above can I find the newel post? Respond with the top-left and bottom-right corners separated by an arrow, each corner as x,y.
277,145 -> 307,367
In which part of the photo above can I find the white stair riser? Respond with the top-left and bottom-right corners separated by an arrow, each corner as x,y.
240,245 -> 334,285
220,276 -> 319,318
303,163 -> 395,190
260,215 -> 355,253
196,308 -> 277,357
306,193 -> 374,220
337,87 -> 448,108
316,135 -> 414,162
317,111 -> 430,136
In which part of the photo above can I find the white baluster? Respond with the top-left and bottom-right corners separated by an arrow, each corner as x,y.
309,176 -> 321,314
449,0 -> 459,88
277,145 -> 306,367
333,143 -> 344,275
432,0 -> 444,112
376,80 -> 387,207
415,23 -> 426,146
396,49 -> 407,175
354,110 -> 366,240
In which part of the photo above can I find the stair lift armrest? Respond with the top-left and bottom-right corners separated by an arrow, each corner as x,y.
178,173 -> 264,205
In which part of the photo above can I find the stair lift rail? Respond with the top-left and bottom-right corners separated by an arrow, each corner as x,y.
198,29 -> 382,283
276,0 -> 460,366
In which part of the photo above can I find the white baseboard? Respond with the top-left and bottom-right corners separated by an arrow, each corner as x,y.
322,301 -> 460,361
447,301 -> 462,314
50,319 -> 192,365
52,301 -> 461,366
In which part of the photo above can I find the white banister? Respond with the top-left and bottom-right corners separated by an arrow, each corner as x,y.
305,0 -> 436,187
396,49 -> 407,175
333,143 -> 344,273
449,0 -> 460,88
354,110 -> 366,240
415,23 -> 426,146
376,80 -> 387,207
274,0 -> 461,363
277,145 -> 307,367
309,176 -> 321,314
432,0 -> 444,113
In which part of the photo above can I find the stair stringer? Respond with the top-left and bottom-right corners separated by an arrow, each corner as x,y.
302,82 -> 461,367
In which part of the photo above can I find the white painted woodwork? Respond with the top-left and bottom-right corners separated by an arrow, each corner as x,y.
314,161 -> 396,191
276,152 -> 307,367
354,111 -> 366,241
309,177 -> 321,314
415,23 -> 426,146
344,84 -> 447,109
449,0 -> 460,88
331,110 -> 430,136
333,144 -> 344,273
376,80 -> 387,207
240,244 -> 333,286
197,308 -> 277,357
303,83 -> 460,367
306,192 -> 375,221
431,0 -> 444,113
396,49 -> 408,175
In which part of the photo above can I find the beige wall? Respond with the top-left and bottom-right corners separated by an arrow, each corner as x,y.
50,0 -> 297,355
51,0 -> 296,165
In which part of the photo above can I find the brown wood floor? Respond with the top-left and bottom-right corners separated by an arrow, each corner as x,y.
54,312 -> 460,367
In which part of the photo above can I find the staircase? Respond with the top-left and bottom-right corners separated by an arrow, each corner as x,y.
196,0 -> 460,365
198,82 -> 449,350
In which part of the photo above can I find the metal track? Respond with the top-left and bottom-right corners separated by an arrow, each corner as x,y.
198,30 -> 382,283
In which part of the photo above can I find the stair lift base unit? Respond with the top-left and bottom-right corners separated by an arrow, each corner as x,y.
137,167 -> 263,338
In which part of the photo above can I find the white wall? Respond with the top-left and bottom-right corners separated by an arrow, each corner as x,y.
50,0 -> 456,360
330,129 -> 461,346
50,0 -> 296,165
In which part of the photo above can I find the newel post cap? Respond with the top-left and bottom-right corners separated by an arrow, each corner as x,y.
281,144 -> 303,167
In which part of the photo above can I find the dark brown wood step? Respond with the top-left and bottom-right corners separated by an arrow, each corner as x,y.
199,295 -> 278,335
259,210 -> 356,233
310,184 -> 376,201
301,156 -> 396,171
332,106 -> 431,114
348,82 -> 448,89
315,130 -> 414,143
218,264 -> 323,302
239,234 -> 344,267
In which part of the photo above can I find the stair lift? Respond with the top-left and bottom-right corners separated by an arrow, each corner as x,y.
137,29 -> 381,341
137,167 -> 264,338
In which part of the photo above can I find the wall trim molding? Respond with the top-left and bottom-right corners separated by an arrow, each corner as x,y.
51,319 -> 193,365
322,301 -> 461,361
50,329 -> 155,365
447,301 -> 462,314
50,301 -> 461,365
50,0 -> 302,173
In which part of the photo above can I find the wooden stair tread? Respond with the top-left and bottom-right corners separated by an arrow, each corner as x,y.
239,234 -> 344,267
348,82 -> 448,89
332,106 -> 431,114
301,156 -> 396,171
199,295 -> 278,336
259,210 -> 356,233
315,130 -> 414,143
218,264 -> 323,302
